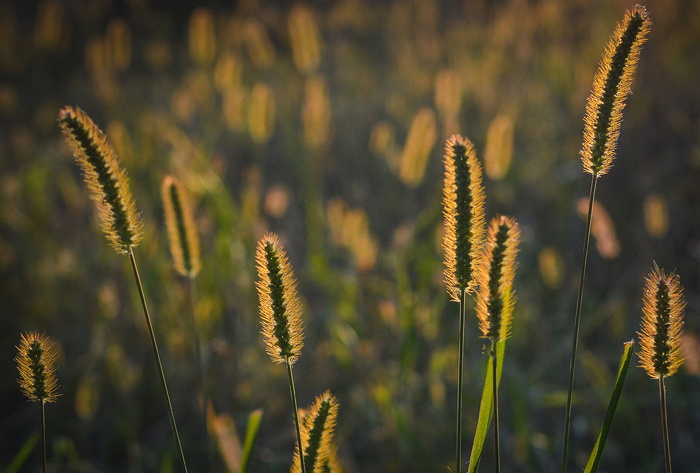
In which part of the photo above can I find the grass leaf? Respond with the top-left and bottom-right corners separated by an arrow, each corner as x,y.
240,409 -> 263,473
583,340 -> 634,473
467,339 -> 506,473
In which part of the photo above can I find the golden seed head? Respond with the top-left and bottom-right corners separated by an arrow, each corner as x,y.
638,263 -> 685,379
292,391 -> 339,473
476,216 -> 520,342
162,176 -> 201,278
442,134 -> 486,301
581,5 -> 651,176
58,106 -> 143,254
16,332 -> 61,403
255,233 -> 304,364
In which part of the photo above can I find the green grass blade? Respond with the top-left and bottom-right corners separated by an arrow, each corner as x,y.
467,339 -> 506,473
583,340 -> 634,473
240,409 -> 264,473
5,433 -> 39,473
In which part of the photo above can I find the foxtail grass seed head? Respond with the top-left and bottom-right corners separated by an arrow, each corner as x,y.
162,176 -> 201,278
58,106 -> 143,254
638,264 -> 685,379
476,216 -> 520,342
16,332 -> 60,403
256,233 -> 304,364
292,391 -> 339,473
443,134 -> 486,301
581,5 -> 651,176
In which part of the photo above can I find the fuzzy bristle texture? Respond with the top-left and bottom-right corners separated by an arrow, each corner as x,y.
16,332 -> 60,403
443,134 -> 486,301
580,5 -> 651,176
476,216 -> 520,342
162,176 -> 201,278
256,233 -> 304,364
292,391 -> 339,473
638,263 -> 685,379
58,106 -> 142,254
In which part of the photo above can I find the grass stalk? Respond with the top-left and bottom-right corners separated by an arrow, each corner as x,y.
128,248 -> 189,473
287,362 -> 307,473
490,341 -> 501,473
456,288 -> 467,472
41,402 -> 46,473
561,173 -> 597,473
659,377 -> 672,473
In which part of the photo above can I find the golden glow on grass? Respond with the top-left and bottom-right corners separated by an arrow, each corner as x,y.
162,176 -> 201,278
638,264 -> 685,379
16,332 -> 60,403
58,106 -> 143,254
255,233 -> 304,364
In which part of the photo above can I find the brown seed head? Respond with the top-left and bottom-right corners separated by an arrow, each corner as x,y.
443,134 -> 486,301
255,233 -> 304,364
476,216 -> 520,342
581,5 -> 651,176
162,176 -> 201,278
58,106 -> 143,254
638,263 -> 685,379
16,332 -> 61,403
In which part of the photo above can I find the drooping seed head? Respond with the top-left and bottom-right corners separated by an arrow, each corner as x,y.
16,332 -> 61,403
292,391 -> 339,473
443,134 -> 486,301
476,216 -> 520,342
638,263 -> 685,379
255,233 -> 304,364
162,176 -> 201,278
581,5 -> 651,176
58,106 -> 143,254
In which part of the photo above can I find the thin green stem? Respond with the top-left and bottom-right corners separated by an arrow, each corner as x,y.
456,288 -> 468,472
287,362 -> 307,473
41,401 -> 46,473
659,377 -> 672,473
185,276 -> 211,467
561,173 -> 598,473
491,340 -> 501,473
128,248 -> 189,473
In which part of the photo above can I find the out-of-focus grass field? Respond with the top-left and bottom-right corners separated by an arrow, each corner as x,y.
1,0 -> 699,471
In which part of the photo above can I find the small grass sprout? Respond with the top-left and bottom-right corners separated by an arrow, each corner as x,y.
16,332 -> 61,473
638,263 -> 685,473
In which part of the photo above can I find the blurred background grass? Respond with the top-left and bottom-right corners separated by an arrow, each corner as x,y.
1,0 -> 699,471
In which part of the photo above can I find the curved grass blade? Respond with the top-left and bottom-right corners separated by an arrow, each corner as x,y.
467,339 -> 505,473
583,340 -> 634,473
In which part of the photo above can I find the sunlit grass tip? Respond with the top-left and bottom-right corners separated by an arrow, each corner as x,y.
292,391 -> 339,473
638,263 -> 685,379
162,175 -> 201,278
16,332 -> 60,403
58,106 -> 143,254
476,215 -> 520,342
443,134 -> 486,301
255,232 -> 304,364
580,5 -> 651,176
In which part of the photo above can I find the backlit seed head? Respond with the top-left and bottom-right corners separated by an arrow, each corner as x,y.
162,176 -> 201,278
16,332 -> 61,403
58,106 -> 143,254
638,263 -> 685,379
255,233 -> 304,364
443,135 -> 486,301
292,391 -> 339,473
476,216 -> 520,342
581,5 -> 651,176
